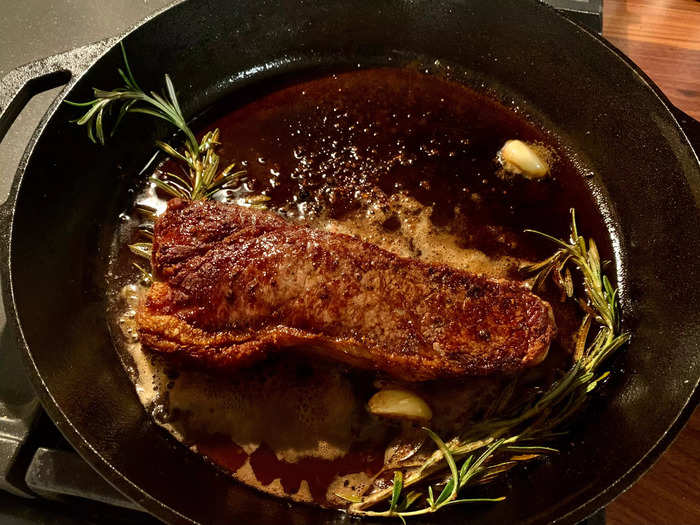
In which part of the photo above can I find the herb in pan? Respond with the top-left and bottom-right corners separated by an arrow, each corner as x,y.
66,43 -> 246,201
347,210 -> 629,521
67,44 -> 267,278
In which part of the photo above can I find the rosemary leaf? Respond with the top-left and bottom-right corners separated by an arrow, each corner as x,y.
427,486 -> 435,509
423,428 -> 459,503
334,493 -> 363,504
389,471 -> 403,512
574,314 -> 592,361
155,140 -> 189,165
458,455 -> 473,483
132,262 -> 152,286
151,177 -> 187,199
128,242 -> 152,260
434,478 -> 454,507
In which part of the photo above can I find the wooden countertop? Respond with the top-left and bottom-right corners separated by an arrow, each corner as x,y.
602,1 -> 700,523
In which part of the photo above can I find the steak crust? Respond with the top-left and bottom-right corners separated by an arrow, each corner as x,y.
136,199 -> 555,381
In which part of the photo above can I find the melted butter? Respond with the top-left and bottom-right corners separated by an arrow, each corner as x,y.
120,318 -> 360,457
167,360 -> 359,463
315,191 -> 528,278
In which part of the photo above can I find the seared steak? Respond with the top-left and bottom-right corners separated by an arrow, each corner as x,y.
136,199 -> 555,381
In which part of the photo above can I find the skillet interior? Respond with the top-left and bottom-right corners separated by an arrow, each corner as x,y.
5,1 -> 700,524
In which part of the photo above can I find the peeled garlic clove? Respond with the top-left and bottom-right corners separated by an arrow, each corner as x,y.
498,139 -> 549,179
367,389 -> 433,422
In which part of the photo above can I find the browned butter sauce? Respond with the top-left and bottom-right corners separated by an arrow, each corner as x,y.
108,68 -> 607,509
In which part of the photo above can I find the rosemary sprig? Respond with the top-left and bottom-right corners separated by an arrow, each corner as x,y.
348,209 -> 630,520
66,43 -> 197,155
67,43 -> 245,201
68,44 -> 254,281
151,128 -> 246,201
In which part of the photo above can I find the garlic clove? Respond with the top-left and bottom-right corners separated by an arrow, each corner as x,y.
367,389 -> 433,422
498,139 -> 549,179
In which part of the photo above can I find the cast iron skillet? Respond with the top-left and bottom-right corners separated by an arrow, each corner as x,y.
0,1 -> 699,523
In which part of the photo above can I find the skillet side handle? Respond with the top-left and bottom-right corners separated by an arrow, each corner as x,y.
0,38 -> 118,498
670,105 -> 700,158
0,37 -> 119,252
0,38 -> 119,140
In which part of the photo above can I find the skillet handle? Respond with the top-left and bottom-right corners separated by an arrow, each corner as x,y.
0,38 -> 118,499
0,37 -> 118,258
0,37 -> 118,143
0,37 -> 120,236
669,105 -> 700,157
